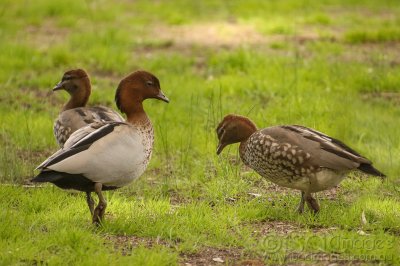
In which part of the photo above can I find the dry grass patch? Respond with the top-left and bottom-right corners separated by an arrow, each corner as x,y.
340,43 -> 400,65
153,22 -> 267,48
150,22 -> 340,51
362,92 -> 400,105
25,21 -> 70,50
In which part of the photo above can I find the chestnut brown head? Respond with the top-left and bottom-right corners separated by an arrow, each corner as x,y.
216,114 -> 257,155
53,69 -> 91,110
53,69 -> 91,95
115,70 -> 169,115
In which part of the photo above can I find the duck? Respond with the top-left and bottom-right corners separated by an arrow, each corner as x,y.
216,114 -> 385,213
32,70 -> 169,224
52,69 -> 124,147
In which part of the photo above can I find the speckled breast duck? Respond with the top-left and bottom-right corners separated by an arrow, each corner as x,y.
216,114 -> 385,213
32,70 -> 169,224
53,69 -> 124,147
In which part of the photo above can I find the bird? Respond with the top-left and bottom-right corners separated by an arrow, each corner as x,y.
32,70 -> 169,224
216,114 -> 385,213
52,69 -> 124,147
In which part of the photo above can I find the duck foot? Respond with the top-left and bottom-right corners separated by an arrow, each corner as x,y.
92,183 -> 107,225
305,193 -> 320,213
296,191 -> 305,214
93,202 -> 107,225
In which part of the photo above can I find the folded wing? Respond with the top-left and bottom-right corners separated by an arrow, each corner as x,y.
54,106 -> 124,147
261,125 -> 384,177
39,121 -> 126,170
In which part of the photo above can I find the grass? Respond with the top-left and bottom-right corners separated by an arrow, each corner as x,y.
1,0 -> 400,265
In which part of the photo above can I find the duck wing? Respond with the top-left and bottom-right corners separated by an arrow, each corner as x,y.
261,125 -> 385,177
39,121 -> 126,170
54,106 -> 124,147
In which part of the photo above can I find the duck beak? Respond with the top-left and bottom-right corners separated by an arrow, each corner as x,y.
216,142 -> 226,155
53,81 -> 64,91
155,90 -> 170,103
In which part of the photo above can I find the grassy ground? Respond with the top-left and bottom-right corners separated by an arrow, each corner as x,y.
1,0 -> 400,265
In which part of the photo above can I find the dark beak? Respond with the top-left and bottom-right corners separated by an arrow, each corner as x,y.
53,81 -> 64,91
216,142 -> 226,155
155,90 -> 170,103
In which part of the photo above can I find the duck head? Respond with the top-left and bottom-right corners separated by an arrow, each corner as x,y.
54,69 -> 90,94
216,114 -> 257,155
53,69 -> 91,110
115,70 -> 169,119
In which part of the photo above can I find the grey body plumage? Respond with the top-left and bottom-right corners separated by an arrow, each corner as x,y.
54,106 -> 124,147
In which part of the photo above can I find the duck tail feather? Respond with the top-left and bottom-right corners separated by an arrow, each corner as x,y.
358,163 -> 386,178
31,171 -> 63,183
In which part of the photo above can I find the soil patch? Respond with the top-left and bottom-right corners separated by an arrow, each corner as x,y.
105,234 -> 173,256
180,246 -> 263,266
251,220 -> 337,237
283,252 -> 369,266
106,234 -> 263,265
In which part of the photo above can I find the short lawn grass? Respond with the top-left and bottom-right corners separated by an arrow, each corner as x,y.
1,0 -> 399,265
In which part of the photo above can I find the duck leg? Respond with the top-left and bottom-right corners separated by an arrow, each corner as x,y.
86,191 -> 95,216
92,183 -> 107,225
305,193 -> 320,213
296,191 -> 305,213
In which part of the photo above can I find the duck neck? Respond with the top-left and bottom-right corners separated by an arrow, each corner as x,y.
126,102 -> 151,129
239,122 -> 257,143
238,123 -> 257,159
63,85 -> 91,111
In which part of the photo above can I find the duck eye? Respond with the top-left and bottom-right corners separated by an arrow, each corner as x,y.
62,75 -> 74,81
146,80 -> 153,86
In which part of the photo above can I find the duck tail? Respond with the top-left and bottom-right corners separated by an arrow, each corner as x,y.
31,171 -> 63,183
358,163 -> 386,178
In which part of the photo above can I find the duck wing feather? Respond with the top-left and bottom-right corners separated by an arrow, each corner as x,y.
260,125 -> 383,176
54,106 -> 124,147
39,121 -> 126,170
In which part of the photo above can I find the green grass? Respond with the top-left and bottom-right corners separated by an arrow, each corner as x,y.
1,0 -> 400,265
345,28 -> 400,43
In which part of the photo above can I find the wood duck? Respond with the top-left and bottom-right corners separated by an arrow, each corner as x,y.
216,114 -> 385,213
33,70 -> 169,224
52,69 -> 124,147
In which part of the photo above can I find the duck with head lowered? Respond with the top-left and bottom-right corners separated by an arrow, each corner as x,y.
32,70 -> 169,224
216,114 -> 385,213
52,69 -> 124,147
